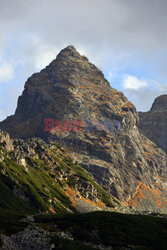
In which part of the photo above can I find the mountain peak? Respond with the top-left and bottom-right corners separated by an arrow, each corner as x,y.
1,47 -> 167,212
41,44 -> 101,76
61,45 -> 77,52
54,45 -> 85,64
57,45 -> 80,57
150,94 -> 167,112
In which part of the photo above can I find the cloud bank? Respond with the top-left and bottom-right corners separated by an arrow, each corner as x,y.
0,0 -> 167,119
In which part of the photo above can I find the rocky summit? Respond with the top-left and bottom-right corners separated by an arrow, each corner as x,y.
138,95 -> 167,155
0,46 -> 167,212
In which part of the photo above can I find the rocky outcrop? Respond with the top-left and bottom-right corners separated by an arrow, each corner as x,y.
0,227 -> 52,250
0,46 -> 167,212
0,129 -> 118,214
139,95 -> 167,154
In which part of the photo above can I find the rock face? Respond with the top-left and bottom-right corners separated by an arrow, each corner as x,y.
1,46 -> 167,212
139,95 -> 167,154
150,94 -> 167,112
0,129 -> 118,214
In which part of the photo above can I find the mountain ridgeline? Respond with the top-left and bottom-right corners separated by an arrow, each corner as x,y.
139,94 -> 167,154
0,46 -> 167,212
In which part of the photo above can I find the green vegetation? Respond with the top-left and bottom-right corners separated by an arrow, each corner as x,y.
0,171 -> 37,213
0,209 -> 28,235
0,141 -> 117,217
35,211 -> 167,249
50,145 -> 116,207
69,162 -> 116,207
0,209 -> 166,249
0,156 -> 72,214
0,143 -> 166,249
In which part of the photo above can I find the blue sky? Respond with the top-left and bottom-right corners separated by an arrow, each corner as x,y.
0,0 -> 167,120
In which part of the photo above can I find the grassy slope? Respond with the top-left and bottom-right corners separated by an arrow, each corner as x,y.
35,211 -> 167,249
0,143 -> 117,215
0,210 -> 167,249
0,143 -> 166,249
0,209 -> 28,235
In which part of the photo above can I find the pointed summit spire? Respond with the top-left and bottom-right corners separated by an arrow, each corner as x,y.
62,45 -> 77,51
56,45 -> 81,60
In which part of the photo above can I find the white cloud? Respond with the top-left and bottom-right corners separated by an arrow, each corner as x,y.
35,45 -> 59,70
107,72 -> 113,81
0,62 -> 14,82
123,75 -> 147,90
123,78 -> 167,111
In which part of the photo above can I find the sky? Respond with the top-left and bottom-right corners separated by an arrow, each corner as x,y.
0,0 -> 167,120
